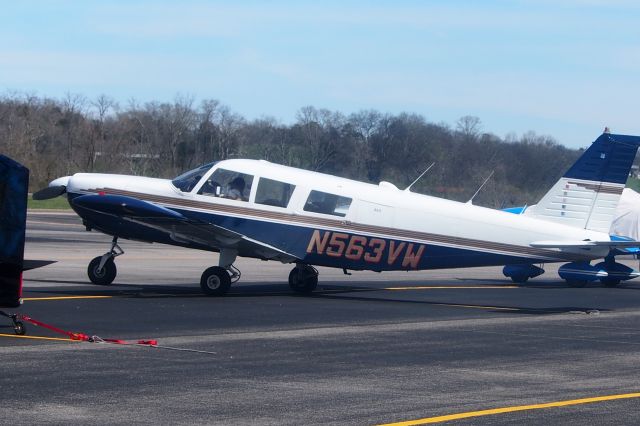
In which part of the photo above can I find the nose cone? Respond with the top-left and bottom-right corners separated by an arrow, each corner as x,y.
49,176 -> 71,187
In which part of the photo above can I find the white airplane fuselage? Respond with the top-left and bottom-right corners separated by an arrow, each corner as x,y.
61,159 -> 609,273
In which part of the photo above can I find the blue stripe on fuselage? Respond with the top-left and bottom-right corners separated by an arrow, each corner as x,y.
69,192 -> 556,271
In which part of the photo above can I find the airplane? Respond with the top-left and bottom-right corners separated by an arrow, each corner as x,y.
33,130 -> 640,295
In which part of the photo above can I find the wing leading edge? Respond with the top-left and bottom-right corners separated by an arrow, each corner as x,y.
72,194 -> 299,263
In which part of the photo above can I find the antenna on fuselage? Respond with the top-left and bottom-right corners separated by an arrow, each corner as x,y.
404,162 -> 435,192
466,170 -> 495,205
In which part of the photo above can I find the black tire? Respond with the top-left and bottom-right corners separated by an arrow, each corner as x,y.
567,280 -> 587,288
200,266 -> 231,296
602,278 -> 621,288
14,321 -> 25,336
288,265 -> 318,294
510,275 -> 529,284
87,256 -> 117,285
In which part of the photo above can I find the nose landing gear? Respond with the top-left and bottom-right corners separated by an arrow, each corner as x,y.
87,236 -> 123,285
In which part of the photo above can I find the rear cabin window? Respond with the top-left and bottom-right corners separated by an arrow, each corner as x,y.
198,168 -> 253,202
255,178 -> 295,208
303,190 -> 352,217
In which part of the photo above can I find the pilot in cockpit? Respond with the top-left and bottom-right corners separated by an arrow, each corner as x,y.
226,177 -> 246,201
200,179 -> 221,196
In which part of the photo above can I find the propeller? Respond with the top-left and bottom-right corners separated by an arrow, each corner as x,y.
32,185 -> 67,200
33,176 -> 71,200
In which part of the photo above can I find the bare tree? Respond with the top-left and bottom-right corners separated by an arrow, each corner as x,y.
456,115 -> 482,141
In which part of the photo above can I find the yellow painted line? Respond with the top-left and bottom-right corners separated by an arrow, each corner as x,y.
431,303 -> 519,311
0,333 -> 78,342
384,286 -> 517,290
22,295 -> 112,301
377,392 -> 640,425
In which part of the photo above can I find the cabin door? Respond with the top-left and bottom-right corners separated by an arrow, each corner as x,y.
355,200 -> 395,227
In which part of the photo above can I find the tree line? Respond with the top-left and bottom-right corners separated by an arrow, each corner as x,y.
0,92 -> 581,208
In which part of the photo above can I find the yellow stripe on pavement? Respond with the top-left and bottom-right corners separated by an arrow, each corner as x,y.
384,286 -> 517,290
377,392 -> 640,425
23,295 -> 113,301
0,333 -> 78,342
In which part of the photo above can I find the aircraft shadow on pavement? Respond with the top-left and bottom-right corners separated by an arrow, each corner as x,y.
22,279 -> 610,315
460,277 -> 640,290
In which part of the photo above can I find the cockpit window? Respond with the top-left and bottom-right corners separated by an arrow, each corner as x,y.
172,162 -> 216,192
198,168 -> 253,202
255,178 -> 295,208
303,190 -> 352,217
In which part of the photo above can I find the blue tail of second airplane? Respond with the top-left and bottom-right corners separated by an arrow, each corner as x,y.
0,155 -> 28,308
525,131 -> 640,233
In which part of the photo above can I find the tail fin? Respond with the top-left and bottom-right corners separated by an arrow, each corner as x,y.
525,131 -> 640,232
0,155 -> 28,308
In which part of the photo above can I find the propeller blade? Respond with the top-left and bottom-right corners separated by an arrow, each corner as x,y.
32,185 -> 66,200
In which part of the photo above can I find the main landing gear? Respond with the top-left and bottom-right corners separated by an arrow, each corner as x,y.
87,236 -> 123,285
288,264 -> 319,294
200,249 -> 241,296
200,264 -> 240,296
85,240 -> 321,297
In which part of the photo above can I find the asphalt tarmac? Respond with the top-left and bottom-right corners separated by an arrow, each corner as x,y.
2,211 -> 640,425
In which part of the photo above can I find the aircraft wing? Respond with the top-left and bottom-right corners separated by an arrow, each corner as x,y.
72,194 -> 299,263
530,240 -> 640,249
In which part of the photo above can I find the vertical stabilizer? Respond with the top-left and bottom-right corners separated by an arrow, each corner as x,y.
0,155 -> 28,308
525,132 -> 640,232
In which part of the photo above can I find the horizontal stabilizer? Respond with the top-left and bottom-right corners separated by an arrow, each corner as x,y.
22,260 -> 56,271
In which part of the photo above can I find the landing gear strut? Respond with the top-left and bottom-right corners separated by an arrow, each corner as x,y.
0,311 -> 26,335
288,264 -> 318,294
87,236 -> 123,285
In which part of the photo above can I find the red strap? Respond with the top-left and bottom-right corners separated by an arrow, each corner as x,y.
17,314 -> 156,346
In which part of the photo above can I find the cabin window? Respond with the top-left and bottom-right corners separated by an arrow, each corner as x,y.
255,178 -> 295,208
303,190 -> 352,217
198,168 -> 253,202
172,162 -> 216,192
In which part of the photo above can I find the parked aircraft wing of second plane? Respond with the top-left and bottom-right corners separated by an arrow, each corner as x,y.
33,130 -> 640,294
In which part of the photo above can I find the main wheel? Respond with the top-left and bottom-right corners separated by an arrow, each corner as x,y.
601,278 -> 621,288
567,280 -> 587,288
87,256 -> 117,285
510,275 -> 529,284
200,266 -> 231,296
14,321 -> 25,336
288,265 -> 318,294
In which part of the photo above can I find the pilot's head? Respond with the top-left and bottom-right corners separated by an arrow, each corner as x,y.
230,177 -> 245,191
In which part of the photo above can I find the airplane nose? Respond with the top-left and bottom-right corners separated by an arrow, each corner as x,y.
49,176 -> 71,187
32,176 -> 72,200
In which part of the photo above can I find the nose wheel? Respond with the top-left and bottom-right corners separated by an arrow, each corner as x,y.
87,236 -> 122,285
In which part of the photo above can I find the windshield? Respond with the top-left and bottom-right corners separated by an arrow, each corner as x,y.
171,162 -> 217,192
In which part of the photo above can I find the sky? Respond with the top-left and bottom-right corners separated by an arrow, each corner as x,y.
1,0 -> 639,148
